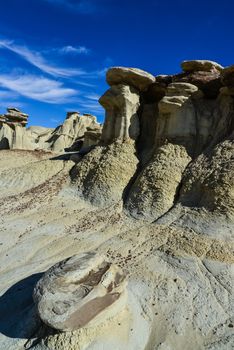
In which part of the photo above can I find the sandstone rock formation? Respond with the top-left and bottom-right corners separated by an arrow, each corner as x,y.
83,125 -> 102,149
33,251 -> 127,331
179,136 -> 234,217
71,140 -> 138,206
4,107 -> 29,126
99,84 -> 140,143
106,67 -> 155,91
125,143 -> 191,220
48,112 -> 101,152
72,60 -> 234,225
0,59 -> 234,350
0,108 -> 30,149
181,60 -> 223,72
0,109 -> 102,152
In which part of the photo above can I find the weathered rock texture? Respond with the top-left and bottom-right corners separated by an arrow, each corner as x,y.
72,61 -> 234,225
71,140 -> 138,206
0,110 -> 101,152
125,144 -> 191,220
181,60 -> 223,72
106,67 -> 155,91
4,107 -> 29,126
179,136 -> 234,217
99,84 -> 140,143
48,112 -> 101,152
33,251 -> 127,331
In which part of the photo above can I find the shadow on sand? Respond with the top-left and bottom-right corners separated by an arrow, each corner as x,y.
0,273 -> 43,339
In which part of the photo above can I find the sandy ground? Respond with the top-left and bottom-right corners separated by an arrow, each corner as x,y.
0,150 -> 233,350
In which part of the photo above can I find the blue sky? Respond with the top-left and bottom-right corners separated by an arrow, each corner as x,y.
0,0 -> 233,127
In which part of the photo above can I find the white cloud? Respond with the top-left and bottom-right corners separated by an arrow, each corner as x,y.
0,73 -> 78,104
59,45 -> 90,55
0,39 -> 86,78
84,92 -> 100,100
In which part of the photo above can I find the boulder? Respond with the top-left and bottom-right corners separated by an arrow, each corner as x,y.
106,67 -> 155,91
33,251 -> 127,331
99,84 -> 140,144
181,60 -> 223,72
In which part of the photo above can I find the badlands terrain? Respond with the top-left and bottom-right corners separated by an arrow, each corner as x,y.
0,60 -> 233,350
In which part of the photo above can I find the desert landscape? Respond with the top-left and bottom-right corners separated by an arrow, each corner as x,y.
0,61 -> 233,350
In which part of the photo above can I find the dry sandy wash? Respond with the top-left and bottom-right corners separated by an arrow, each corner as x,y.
0,150 -> 233,350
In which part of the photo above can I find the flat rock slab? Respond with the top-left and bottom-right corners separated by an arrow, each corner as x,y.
106,67 -> 155,91
181,60 -> 223,72
33,251 -> 127,331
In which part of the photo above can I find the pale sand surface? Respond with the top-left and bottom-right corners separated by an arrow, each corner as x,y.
0,151 -> 233,350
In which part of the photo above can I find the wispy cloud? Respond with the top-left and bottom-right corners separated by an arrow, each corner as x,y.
84,92 -> 99,100
59,45 -> 90,55
0,39 -> 86,78
0,73 -> 78,103
0,37 -> 107,117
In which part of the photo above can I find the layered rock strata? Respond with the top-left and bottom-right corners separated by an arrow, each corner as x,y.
33,251 -> 127,331
4,107 -> 29,126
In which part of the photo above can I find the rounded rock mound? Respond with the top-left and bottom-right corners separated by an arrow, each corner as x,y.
106,66 -> 155,91
33,251 -> 127,332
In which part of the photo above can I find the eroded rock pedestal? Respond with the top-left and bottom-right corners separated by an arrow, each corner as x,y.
72,60 -> 234,224
0,108 -> 29,149
0,110 -> 102,152
33,252 -> 127,332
